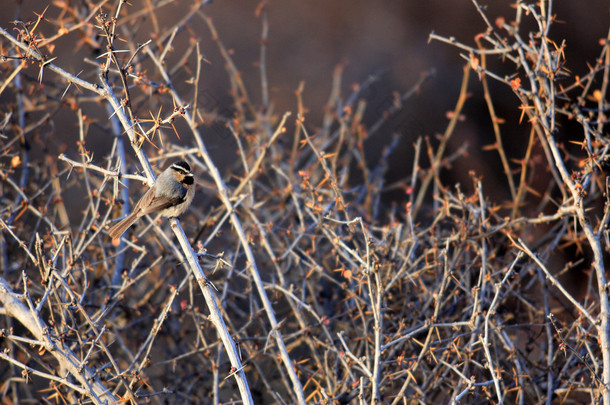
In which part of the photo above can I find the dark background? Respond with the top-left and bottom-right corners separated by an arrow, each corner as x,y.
2,0 -> 609,204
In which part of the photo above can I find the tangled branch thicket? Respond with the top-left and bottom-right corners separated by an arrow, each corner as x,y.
1,1 -> 610,404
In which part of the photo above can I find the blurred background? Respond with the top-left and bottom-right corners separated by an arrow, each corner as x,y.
1,0 -> 609,203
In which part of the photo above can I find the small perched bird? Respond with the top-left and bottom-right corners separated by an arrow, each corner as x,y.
108,161 -> 195,240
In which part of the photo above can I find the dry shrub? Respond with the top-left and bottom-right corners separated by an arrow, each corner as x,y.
1,1 -> 609,404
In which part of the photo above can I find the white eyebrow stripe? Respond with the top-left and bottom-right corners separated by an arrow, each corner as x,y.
172,164 -> 191,174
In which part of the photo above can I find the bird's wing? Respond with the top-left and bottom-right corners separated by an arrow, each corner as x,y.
139,194 -> 185,216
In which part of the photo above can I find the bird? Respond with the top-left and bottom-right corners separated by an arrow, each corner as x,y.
108,160 -> 195,240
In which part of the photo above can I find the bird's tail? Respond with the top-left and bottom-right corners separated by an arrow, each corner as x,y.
108,213 -> 139,240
